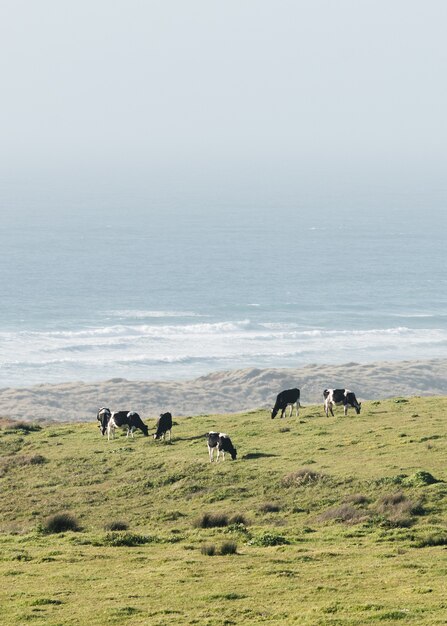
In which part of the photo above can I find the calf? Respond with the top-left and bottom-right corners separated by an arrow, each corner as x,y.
323,389 -> 361,417
107,411 -> 149,440
207,432 -> 237,462
271,388 -> 300,419
154,412 -> 173,441
97,407 -> 111,436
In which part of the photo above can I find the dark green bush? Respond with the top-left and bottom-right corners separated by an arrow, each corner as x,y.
40,513 -> 80,534
219,541 -> 238,555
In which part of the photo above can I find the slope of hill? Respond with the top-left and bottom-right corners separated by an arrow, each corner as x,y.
0,397 -> 446,625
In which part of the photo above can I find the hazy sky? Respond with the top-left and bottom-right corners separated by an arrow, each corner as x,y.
1,0 -> 446,210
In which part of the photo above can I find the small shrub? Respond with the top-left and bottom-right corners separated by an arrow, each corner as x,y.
28,454 -> 46,465
31,599 -> 63,606
415,533 -> 447,548
318,504 -> 369,525
249,531 -> 289,547
219,541 -> 238,555
376,492 -> 424,527
201,543 -> 216,556
40,513 -> 80,534
104,520 -> 128,531
259,502 -> 281,513
194,512 -> 229,528
344,494 -> 370,505
7,422 -> 42,433
282,468 -> 327,487
230,513 -> 248,525
102,532 -> 155,547
403,471 -> 439,487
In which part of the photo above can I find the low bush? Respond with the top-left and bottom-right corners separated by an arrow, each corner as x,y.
249,531 -> 289,547
282,468 -> 327,487
194,512 -> 229,528
344,494 -> 370,505
219,541 -> 238,555
414,533 -> 447,548
104,520 -> 128,531
376,492 -> 425,527
102,532 -> 156,547
201,543 -> 216,556
6,422 -> 42,433
39,513 -> 81,534
318,504 -> 369,525
403,471 -> 439,487
259,502 -> 281,513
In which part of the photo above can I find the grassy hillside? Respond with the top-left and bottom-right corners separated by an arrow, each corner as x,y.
0,397 -> 446,625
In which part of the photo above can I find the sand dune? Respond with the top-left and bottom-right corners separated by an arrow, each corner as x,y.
1,358 -> 447,422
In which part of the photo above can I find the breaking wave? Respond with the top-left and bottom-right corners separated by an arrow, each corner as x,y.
1,319 -> 447,386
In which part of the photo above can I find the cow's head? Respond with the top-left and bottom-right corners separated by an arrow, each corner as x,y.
271,408 -> 278,419
230,447 -> 237,461
355,402 -> 362,415
97,408 -> 111,436
141,424 -> 149,436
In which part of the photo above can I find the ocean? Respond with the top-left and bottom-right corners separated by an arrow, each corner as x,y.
1,202 -> 446,387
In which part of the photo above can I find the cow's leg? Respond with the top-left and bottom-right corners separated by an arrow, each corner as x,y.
296,402 -> 300,417
208,445 -> 213,462
344,404 -> 348,416
289,404 -> 293,418
324,401 -> 329,417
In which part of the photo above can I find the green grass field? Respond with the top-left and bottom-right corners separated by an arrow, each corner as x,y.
1,397 -> 446,625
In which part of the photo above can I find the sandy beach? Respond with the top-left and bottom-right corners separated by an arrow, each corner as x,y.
1,358 -> 447,422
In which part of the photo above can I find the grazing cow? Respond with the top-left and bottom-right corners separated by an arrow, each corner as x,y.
207,432 -> 237,462
154,412 -> 173,441
271,388 -> 300,419
97,407 -> 111,435
323,389 -> 361,417
107,411 -> 149,440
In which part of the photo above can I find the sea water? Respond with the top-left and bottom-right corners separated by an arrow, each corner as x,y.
1,202 -> 446,387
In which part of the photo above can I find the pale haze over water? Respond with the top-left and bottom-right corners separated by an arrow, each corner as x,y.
1,1 -> 446,386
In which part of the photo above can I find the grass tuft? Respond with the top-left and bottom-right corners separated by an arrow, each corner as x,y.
376,492 -> 425,527
414,533 -> 447,548
102,531 -> 157,546
282,467 -> 327,487
318,504 -> 369,524
201,543 -> 216,556
259,502 -> 281,513
219,541 -> 238,555
39,513 -> 81,534
249,531 -> 289,547
104,520 -> 128,531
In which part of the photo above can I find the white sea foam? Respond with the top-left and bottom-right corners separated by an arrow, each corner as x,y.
109,309 -> 203,319
1,319 -> 447,386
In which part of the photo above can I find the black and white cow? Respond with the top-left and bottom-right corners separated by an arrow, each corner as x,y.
323,389 -> 361,417
106,411 -> 149,440
153,412 -> 173,441
207,432 -> 237,462
271,388 -> 300,419
97,407 -> 111,435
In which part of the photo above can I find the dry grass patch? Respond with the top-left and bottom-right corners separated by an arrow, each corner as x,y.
282,467 -> 328,487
